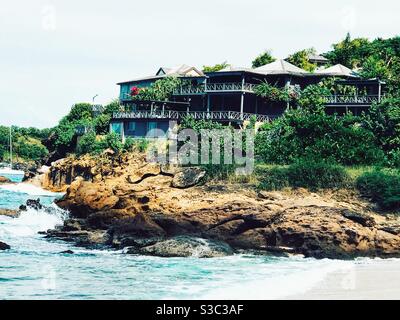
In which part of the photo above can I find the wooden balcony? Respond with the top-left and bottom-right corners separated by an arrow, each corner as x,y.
113,110 -> 272,122
173,82 -> 257,95
323,95 -> 382,107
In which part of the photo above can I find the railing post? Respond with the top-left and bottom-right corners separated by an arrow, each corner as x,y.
378,82 -> 382,103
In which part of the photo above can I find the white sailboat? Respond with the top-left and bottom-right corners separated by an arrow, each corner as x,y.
0,127 -> 25,176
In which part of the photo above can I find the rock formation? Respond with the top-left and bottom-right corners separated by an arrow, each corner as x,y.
0,241 -> 10,250
37,153 -> 400,259
0,176 -> 12,184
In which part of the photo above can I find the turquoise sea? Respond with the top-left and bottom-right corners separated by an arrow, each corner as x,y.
0,174 -> 370,299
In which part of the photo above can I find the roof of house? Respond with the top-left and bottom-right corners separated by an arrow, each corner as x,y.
156,64 -> 204,76
254,59 -> 309,76
117,64 -> 205,84
215,65 -> 252,72
315,64 -> 359,78
308,54 -> 329,63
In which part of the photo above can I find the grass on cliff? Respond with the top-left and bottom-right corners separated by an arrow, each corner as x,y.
255,160 -> 352,191
225,160 -> 400,212
356,169 -> 400,210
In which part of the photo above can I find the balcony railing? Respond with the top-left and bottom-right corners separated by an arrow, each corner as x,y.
113,110 -> 273,122
322,95 -> 382,106
173,82 -> 257,95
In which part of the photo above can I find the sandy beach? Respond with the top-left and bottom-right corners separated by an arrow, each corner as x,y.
288,259 -> 400,300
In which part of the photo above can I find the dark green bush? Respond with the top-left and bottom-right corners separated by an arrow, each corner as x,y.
356,170 -> 400,210
76,132 -> 97,155
286,159 -> 351,190
257,159 -> 350,191
76,132 -> 123,155
123,137 -> 149,152
255,109 -> 385,166
14,137 -> 49,162
256,166 -> 290,190
104,132 -> 123,153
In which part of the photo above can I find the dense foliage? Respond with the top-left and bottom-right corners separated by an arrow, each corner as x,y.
356,170 -> 400,210
131,77 -> 181,101
251,50 -> 276,68
0,125 -> 49,163
257,159 -> 350,191
179,116 -> 238,179
255,109 -> 385,166
297,84 -> 331,112
324,33 -> 400,93
76,132 -> 124,155
202,62 -> 230,73
362,98 -> 400,166
286,48 -> 318,72
254,82 -> 300,102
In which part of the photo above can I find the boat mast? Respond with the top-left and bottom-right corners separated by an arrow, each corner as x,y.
9,126 -> 12,169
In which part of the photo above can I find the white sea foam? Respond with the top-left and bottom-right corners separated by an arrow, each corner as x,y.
197,257 -> 354,300
0,183 -> 63,197
0,203 -> 67,237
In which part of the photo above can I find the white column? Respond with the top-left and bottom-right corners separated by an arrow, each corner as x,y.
378,81 -> 382,103
241,75 -> 245,118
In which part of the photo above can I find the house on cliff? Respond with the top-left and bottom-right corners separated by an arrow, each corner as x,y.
110,61 -> 385,139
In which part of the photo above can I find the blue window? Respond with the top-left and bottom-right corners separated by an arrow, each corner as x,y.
147,122 -> 158,137
125,121 -> 136,137
111,122 -> 123,135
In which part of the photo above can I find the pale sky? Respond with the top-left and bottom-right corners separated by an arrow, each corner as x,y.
0,0 -> 399,128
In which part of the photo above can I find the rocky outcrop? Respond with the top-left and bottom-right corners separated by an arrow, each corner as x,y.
40,153 -> 400,259
171,167 -> 206,188
0,176 -> 12,184
1,199 -> 51,218
0,209 -> 19,217
0,241 -> 10,250
123,236 -> 234,258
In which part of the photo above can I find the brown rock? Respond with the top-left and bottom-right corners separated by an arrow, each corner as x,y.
0,209 -> 19,217
0,241 -> 11,250
171,167 -> 206,188
57,181 -> 119,218
39,152 -> 400,259
0,176 -> 12,184
129,236 -> 234,258
126,163 -> 161,184
342,210 -> 375,227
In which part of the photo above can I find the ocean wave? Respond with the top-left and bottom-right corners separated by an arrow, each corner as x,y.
0,183 -> 64,197
0,203 -> 68,237
197,257 -> 354,300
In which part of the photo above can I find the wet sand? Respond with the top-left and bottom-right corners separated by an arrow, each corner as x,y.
287,259 -> 400,300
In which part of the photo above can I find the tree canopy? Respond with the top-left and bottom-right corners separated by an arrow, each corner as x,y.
202,62 -> 230,73
324,33 -> 400,93
251,50 -> 276,68
286,48 -> 318,72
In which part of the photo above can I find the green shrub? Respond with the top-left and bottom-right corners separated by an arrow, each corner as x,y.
105,132 -> 123,153
134,139 -> 149,152
76,132 -> 97,155
123,137 -> 135,152
255,109 -> 385,166
356,170 -> 400,210
256,166 -> 290,190
286,159 -> 351,190
76,132 -> 123,155
94,114 -> 111,135
123,137 -> 149,152
257,160 -> 350,191
14,137 -> 49,161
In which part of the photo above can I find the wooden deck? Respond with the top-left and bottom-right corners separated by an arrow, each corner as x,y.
172,82 -> 257,95
322,95 -> 382,107
113,110 -> 272,122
